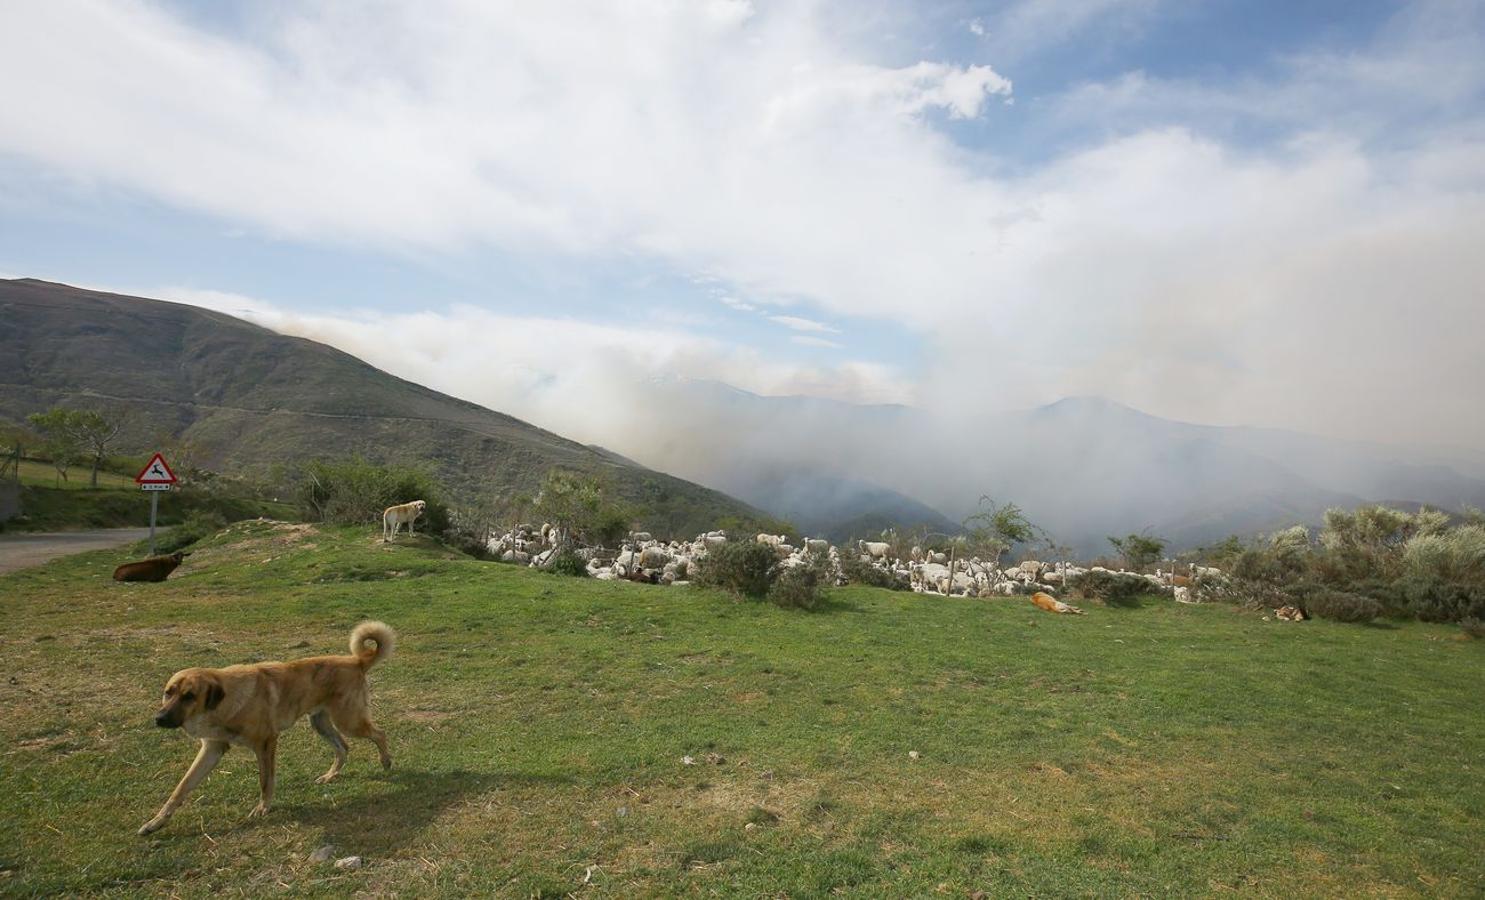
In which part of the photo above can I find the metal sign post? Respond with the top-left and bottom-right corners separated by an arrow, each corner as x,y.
135,453 -> 179,556
149,490 -> 160,556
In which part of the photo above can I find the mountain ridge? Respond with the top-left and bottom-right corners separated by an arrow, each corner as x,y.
0,278 -> 773,538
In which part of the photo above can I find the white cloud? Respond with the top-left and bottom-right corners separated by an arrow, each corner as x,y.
719,295 -> 758,313
767,314 -> 840,334
791,335 -> 843,349
1,0 -> 1483,448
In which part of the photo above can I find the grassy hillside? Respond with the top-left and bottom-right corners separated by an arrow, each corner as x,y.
2,459 -> 294,532
0,278 -> 770,537
0,524 -> 1480,896
8,485 -> 294,532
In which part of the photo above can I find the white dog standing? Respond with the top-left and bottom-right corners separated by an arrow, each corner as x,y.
382,500 -> 427,542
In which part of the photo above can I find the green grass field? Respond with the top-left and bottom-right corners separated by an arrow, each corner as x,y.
1,522 -> 1481,897
12,458 -> 136,490
2,460 -> 295,532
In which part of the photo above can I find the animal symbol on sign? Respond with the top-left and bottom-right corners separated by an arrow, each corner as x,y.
150,462 -> 167,479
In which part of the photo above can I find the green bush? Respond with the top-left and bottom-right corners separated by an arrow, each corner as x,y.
768,560 -> 826,610
297,457 -> 449,532
1461,617 -> 1485,640
1307,590 -> 1382,623
839,555 -> 907,591
155,510 -> 227,554
1397,575 -> 1485,624
544,549 -> 589,578
1319,505 -> 1450,580
1107,533 -> 1167,572
1068,570 -> 1149,607
1403,525 -> 1485,583
696,541 -> 777,599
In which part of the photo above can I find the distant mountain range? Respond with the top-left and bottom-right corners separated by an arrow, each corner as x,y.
608,380 -> 1485,556
0,279 -> 770,537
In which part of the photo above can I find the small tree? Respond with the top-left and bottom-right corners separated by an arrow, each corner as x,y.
532,469 -> 628,548
1043,536 -> 1076,580
151,432 -> 204,486
1108,533 -> 1167,572
963,496 -> 1041,573
27,407 -> 121,488
28,409 -> 81,486
0,422 -> 36,484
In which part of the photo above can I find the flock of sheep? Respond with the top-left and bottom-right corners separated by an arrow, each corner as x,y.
485,524 -> 1220,600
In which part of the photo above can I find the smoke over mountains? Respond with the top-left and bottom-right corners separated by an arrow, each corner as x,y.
608,380 -> 1485,556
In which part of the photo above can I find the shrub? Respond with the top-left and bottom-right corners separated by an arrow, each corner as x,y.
768,560 -> 826,610
1403,525 -> 1485,584
155,510 -> 227,554
1461,617 -> 1485,639
297,457 -> 449,532
544,548 -> 589,578
1307,590 -> 1382,623
1226,530 -> 1320,609
696,541 -> 777,599
1068,570 -> 1149,607
839,555 -> 908,591
1346,578 -> 1409,617
1318,505 -> 1450,582
532,469 -> 633,547
1397,575 -> 1485,624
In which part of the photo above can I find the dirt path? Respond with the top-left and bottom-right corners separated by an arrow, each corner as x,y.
0,528 -> 154,575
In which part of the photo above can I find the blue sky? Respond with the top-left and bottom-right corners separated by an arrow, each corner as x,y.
1,1 -> 1482,450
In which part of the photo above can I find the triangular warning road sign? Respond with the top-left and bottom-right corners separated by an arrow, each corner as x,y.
136,452 -> 178,485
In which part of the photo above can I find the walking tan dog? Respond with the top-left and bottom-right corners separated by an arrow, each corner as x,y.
382,500 -> 427,542
138,622 -> 396,836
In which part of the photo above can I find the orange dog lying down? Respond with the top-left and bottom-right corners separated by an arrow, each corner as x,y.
1031,591 -> 1084,615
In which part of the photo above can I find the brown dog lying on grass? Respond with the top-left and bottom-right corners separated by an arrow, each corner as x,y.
138,622 -> 396,836
1031,591 -> 1084,615
113,551 -> 189,582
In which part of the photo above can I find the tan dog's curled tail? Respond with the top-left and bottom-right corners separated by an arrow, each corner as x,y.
350,621 -> 396,668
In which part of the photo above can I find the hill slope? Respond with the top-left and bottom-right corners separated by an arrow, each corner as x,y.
0,278 -> 768,536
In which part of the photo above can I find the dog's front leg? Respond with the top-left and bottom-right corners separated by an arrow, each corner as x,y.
138,739 -> 229,836
248,736 -> 277,818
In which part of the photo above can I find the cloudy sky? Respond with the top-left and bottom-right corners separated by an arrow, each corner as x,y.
2,0 -> 1483,450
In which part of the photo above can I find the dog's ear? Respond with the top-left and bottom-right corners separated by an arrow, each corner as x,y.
204,679 -> 225,711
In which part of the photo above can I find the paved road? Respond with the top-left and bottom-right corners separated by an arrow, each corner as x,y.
0,528 -> 154,575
